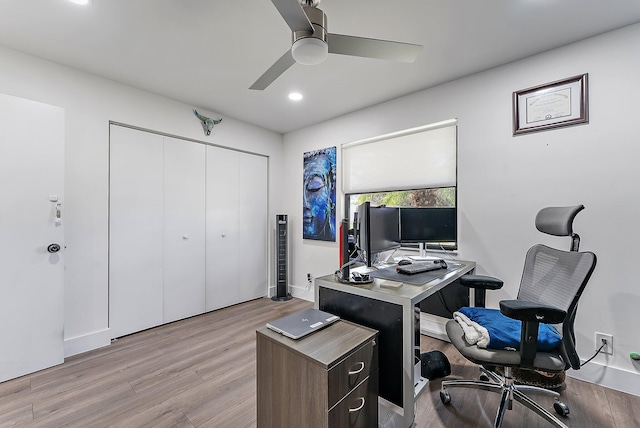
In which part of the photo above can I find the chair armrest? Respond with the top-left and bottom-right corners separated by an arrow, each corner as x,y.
499,300 -> 567,324
499,300 -> 566,369
460,275 -> 503,290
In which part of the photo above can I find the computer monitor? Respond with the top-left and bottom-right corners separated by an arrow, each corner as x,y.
357,202 -> 401,267
399,207 -> 457,249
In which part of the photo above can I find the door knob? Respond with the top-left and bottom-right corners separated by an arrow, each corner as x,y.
47,243 -> 61,253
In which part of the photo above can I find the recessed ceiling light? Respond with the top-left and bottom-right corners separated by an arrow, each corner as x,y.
68,0 -> 91,5
289,92 -> 303,101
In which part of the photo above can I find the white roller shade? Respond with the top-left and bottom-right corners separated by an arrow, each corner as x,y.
342,119 -> 457,194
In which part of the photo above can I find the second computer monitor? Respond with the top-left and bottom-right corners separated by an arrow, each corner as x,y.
399,207 -> 457,249
357,202 -> 401,267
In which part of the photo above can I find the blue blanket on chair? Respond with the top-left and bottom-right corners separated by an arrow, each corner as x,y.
457,306 -> 562,352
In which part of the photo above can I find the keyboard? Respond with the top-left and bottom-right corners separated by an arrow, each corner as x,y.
396,260 -> 447,275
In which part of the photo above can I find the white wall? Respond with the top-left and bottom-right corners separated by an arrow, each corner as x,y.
0,46 -> 284,356
282,23 -> 640,395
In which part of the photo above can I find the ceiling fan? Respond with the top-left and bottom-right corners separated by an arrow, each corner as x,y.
250,0 -> 423,90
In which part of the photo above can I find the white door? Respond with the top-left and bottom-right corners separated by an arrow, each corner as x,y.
237,152 -> 268,300
163,136 -> 206,323
206,146 -> 241,311
206,147 -> 267,311
0,93 -> 65,382
109,125 -> 164,338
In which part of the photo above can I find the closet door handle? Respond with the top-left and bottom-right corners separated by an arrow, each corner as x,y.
349,397 -> 365,413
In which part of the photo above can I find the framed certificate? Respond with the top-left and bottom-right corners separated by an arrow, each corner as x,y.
513,74 -> 588,135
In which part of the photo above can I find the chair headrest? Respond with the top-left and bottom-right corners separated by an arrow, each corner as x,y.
535,205 -> 585,236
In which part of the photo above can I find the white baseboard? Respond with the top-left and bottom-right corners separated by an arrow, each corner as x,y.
568,360 -> 640,397
289,284 -> 314,302
64,328 -> 111,358
419,312 -> 450,342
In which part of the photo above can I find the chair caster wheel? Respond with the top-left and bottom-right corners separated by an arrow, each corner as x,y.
440,390 -> 451,405
554,401 -> 570,416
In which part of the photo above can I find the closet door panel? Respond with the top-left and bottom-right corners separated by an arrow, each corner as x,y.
163,137 -> 206,323
238,152 -> 268,300
205,146 -> 241,311
109,125 -> 164,338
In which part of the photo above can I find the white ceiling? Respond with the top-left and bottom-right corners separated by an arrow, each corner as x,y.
1,0 -> 640,134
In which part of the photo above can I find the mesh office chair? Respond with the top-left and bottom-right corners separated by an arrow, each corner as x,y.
440,205 -> 597,428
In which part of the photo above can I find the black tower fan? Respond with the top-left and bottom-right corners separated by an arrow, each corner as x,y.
273,214 -> 292,301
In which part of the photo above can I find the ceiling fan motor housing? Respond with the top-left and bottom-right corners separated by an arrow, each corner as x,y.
291,6 -> 328,65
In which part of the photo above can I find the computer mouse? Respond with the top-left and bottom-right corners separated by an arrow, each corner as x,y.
398,259 -> 412,266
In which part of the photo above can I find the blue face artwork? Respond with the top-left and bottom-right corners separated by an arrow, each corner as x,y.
303,149 -> 336,241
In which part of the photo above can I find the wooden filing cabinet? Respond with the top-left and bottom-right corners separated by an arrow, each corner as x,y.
256,320 -> 378,428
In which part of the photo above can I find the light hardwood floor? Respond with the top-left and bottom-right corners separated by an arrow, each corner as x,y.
0,297 -> 638,427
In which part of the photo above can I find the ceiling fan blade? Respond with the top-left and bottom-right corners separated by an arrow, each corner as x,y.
271,0 -> 314,33
327,33 -> 423,63
250,49 -> 297,90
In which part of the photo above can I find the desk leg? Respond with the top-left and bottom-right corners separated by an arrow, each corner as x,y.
403,301 -> 415,427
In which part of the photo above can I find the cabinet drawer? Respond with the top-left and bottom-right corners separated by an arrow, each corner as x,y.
328,338 -> 378,408
328,373 -> 378,428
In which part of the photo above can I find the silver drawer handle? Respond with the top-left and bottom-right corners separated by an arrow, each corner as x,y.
348,362 -> 365,375
349,397 -> 365,413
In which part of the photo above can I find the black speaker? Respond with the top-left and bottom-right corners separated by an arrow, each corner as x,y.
273,214 -> 292,301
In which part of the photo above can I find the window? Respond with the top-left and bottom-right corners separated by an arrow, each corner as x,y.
341,119 -> 458,254
348,187 -> 457,252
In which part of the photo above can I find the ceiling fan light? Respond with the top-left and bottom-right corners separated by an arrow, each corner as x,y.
291,37 -> 328,65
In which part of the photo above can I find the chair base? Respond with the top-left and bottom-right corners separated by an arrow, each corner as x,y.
440,366 -> 569,428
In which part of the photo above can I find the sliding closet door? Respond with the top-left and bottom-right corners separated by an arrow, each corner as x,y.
110,125 -> 267,335
206,146 -> 239,311
238,151 -> 268,300
163,136 -> 206,323
109,125 -> 164,338
206,147 -> 267,311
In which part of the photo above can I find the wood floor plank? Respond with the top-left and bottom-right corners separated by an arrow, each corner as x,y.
0,297 -> 638,427
0,404 -> 32,428
0,377 -> 32,418
123,333 -> 232,394
29,344 -> 164,392
32,377 -> 135,426
183,378 -> 257,427
199,391 -> 257,428
109,405 -> 196,428
32,371 -> 133,419
604,387 -> 640,428
39,370 -> 203,428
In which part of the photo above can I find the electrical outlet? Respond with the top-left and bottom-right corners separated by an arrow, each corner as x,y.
595,332 -> 613,355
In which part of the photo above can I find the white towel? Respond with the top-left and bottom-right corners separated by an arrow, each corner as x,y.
453,310 -> 490,348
